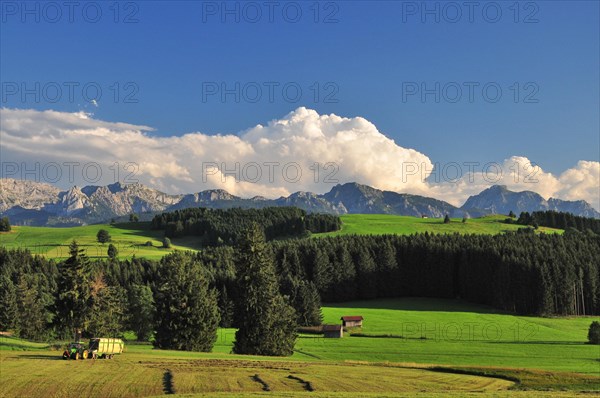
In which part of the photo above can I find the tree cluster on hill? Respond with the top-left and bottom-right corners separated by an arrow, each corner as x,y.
150,207 -> 341,245
516,211 -> 600,235
0,217 -> 10,232
96,229 -> 111,244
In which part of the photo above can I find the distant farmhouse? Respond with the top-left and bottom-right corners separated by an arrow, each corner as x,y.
323,324 -> 343,338
341,316 -> 363,328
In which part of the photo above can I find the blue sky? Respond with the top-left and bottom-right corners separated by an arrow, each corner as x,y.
1,0 -> 598,176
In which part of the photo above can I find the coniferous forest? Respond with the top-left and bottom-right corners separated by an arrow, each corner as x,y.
515,210 -> 600,234
150,207 -> 341,245
1,208 -> 599,353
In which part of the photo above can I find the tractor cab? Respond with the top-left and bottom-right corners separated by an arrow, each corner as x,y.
68,342 -> 83,351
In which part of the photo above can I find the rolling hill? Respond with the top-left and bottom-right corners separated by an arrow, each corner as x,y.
0,214 -> 563,260
317,214 -> 563,237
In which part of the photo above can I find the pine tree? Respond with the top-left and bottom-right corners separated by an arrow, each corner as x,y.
294,280 -> 323,326
313,247 -> 333,300
376,239 -> 398,297
56,241 -> 92,339
87,274 -> 127,337
588,321 -> 600,344
233,223 -> 297,356
154,252 -> 220,351
217,285 -> 235,328
0,275 -> 18,331
16,273 -> 55,340
107,244 -> 118,259
127,284 -> 156,341
355,247 -> 377,299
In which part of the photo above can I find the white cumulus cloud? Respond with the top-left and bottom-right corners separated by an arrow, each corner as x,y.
0,107 -> 598,210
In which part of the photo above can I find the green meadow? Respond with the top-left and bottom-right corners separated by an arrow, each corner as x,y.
0,215 -> 563,261
1,298 -> 598,397
1,216 -> 596,397
0,298 -> 600,397
0,222 -> 200,260
317,214 -> 563,237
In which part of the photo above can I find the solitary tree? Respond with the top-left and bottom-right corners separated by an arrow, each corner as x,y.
444,214 -> 450,224
0,217 -> 10,232
508,210 -> 516,218
96,229 -> 111,244
107,243 -> 118,259
588,321 -> 600,344
233,223 -> 297,356
162,237 -> 172,249
129,214 -> 139,222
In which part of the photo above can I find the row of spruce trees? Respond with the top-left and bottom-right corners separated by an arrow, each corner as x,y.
516,210 -> 600,234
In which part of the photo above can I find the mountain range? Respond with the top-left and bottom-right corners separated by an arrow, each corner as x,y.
0,178 -> 598,226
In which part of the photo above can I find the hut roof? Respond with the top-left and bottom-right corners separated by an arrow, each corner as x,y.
341,316 -> 363,321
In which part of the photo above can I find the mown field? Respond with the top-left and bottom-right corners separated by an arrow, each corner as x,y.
317,214 -> 563,237
1,298 -> 598,397
0,222 -> 200,260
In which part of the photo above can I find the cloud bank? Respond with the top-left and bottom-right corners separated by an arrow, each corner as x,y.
1,107 -> 598,210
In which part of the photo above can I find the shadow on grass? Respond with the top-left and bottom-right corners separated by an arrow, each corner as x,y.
487,341 -> 588,345
323,297 -> 505,314
163,369 -> 175,394
111,222 -> 163,240
17,354 -> 64,360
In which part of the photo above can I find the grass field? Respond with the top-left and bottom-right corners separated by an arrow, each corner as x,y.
0,217 -> 594,396
0,215 -> 562,260
317,214 -> 563,237
0,222 -> 200,260
1,298 -> 598,397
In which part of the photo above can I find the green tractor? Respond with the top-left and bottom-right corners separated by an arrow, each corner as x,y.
62,342 -> 89,360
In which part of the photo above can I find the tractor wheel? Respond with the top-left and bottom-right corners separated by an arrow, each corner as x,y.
82,350 -> 89,359
74,352 -> 80,360
108,354 -> 113,359
62,351 -> 69,360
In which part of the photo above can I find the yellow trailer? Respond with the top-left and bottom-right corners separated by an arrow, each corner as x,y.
87,338 -> 124,359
